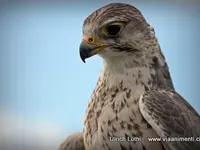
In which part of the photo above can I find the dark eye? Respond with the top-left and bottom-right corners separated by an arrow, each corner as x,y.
106,24 -> 121,36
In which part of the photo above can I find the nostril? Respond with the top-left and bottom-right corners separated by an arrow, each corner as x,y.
88,37 -> 93,43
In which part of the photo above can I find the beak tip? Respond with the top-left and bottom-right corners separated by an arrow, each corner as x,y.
80,41 -> 97,63
80,52 -> 86,63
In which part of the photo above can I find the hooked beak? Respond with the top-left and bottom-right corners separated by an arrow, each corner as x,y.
79,35 -> 108,63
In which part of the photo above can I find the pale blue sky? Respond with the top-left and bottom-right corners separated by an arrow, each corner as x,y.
0,1 -> 200,150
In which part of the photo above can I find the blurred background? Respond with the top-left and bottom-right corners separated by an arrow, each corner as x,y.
0,0 -> 200,150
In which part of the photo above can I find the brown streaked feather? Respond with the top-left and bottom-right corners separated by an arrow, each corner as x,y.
139,90 -> 200,150
84,3 -> 146,27
150,56 -> 174,90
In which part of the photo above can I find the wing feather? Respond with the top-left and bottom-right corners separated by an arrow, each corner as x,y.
59,132 -> 85,150
139,90 -> 200,150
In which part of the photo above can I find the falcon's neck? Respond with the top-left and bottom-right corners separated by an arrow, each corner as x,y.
101,55 -> 154,91
99,50 -> 174,95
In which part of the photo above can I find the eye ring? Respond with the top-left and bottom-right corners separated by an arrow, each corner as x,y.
104,22 -> 124,36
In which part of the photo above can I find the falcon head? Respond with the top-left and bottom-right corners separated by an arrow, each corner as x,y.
80,3 -> 160,64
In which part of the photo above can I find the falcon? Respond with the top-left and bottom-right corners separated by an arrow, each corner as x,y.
60,3 -> 200,150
